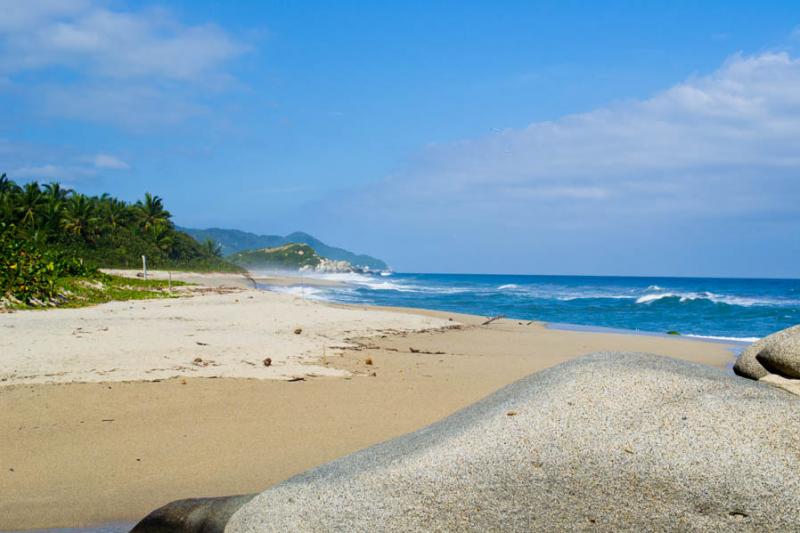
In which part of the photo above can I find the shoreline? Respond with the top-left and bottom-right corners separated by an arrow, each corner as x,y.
1,271 -> 740,529
250,270 -> 769,344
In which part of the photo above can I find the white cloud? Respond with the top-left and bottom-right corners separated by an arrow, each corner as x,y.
344,52 -> 800,220
92,153 -> 128,170
0,139 -> 128,181
0,1 -> 246,80
38,82 -> 207,128
0,1 -> 90,32
315,52 -> 800,276
12,164 -> 65,180
0,1 -> 249,128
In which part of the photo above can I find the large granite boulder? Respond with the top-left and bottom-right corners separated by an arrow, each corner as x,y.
734,324 -> 800,379
757,331 -> 800,379
227,352 -> 800,532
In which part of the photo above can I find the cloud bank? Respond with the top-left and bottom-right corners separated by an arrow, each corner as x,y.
318,53 -> 800,276
0,0 -> 248,128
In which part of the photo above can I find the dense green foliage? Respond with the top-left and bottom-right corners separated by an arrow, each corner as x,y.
180,226 -> 389,270
0,174 -> 240,271
1,222 -> 95,304
228,243 -> 323,270
1,173 -> 240,306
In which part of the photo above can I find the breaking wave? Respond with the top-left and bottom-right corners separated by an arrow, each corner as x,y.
257,272 -> 799,339
634,291 -> 794,307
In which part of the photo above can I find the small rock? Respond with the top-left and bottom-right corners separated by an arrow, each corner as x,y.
365,357 -> 373,366
294,328 -> 302,335
263,358 -> 272,367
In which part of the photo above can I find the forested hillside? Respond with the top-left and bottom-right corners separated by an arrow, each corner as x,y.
1,173 -> 239,307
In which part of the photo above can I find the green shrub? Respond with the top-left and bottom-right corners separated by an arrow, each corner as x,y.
1,223 -> 95,304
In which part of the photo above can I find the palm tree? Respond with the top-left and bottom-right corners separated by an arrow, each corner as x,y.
0,174 -> 19,223
100,196 -> 131,231
61,194 -> 99,239
135,193 -> 171,233
151,224 -> 174,254
16,182 -> 46,229
42,182 -> 70,202
41,182 -> 71,235
0,173 -> 20,195
203,238 -> 223,257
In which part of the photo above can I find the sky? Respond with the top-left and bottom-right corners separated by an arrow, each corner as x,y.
1,1 -> 799,278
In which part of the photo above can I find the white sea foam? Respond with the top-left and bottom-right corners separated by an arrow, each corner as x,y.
498,284 -> 520,290
634,290 -> 792,307
636,293 -> 679,304
686,334 -> 761,343
269,285 -> 330,300
558,293 -> 632,301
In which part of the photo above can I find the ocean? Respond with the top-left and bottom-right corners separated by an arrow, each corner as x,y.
266,273 -> 800,342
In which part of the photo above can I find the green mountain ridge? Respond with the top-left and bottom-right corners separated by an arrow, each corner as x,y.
179,226 -> 388,271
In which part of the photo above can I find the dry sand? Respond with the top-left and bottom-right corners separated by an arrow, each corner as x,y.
0,281 -> 448,386
0,272 -> 736,529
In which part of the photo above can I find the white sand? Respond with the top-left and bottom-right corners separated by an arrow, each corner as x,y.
0,287 -> 450,386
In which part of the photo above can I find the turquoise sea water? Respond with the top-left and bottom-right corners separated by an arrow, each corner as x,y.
266,273 -> 800,341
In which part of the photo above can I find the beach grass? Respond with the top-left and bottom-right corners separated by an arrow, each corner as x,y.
4,273 -> 188,310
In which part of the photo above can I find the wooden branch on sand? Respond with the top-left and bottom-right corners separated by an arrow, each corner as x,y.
242,273 -> 257,288
481,314 -> 506,326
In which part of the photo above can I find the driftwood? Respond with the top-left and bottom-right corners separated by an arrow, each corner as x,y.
481,314 -> 506,326
242,273 -> 258,288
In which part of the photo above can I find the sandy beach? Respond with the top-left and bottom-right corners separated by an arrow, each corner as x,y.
0,272 -> 736,530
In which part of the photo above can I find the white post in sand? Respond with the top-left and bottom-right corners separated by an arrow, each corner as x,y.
142,255 -> 147,280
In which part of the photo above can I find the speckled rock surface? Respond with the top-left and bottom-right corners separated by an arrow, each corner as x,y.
757,332 -> 800,379
228,352 -> 800,532
734,324 -> 800,379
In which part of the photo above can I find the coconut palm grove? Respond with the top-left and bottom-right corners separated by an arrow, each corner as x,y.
0,173 -> 238,306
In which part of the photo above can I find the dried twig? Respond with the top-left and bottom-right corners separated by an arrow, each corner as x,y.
481,314 -> 506,326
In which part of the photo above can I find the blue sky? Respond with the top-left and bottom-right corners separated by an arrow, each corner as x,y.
1,1 -> 799,277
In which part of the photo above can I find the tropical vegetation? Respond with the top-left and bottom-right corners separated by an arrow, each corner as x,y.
1,173 -> 239,307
